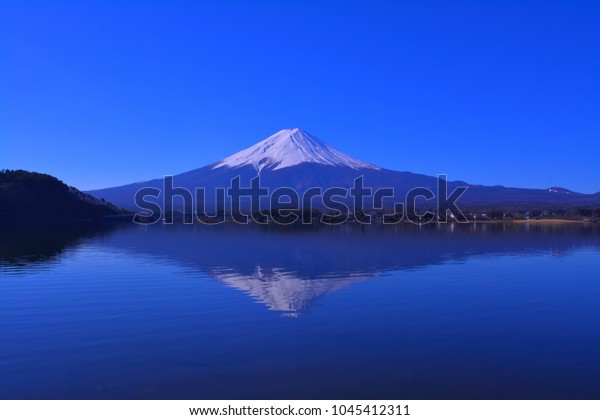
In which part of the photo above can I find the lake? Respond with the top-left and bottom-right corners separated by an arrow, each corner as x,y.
1,222 -> 599,399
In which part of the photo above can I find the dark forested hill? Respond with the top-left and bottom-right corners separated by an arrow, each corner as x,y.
0,170 -> 122,220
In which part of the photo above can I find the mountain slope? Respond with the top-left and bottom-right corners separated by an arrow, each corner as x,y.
214,128 -> 379,172
0,170 -> 122,219
86,129 -> 600,211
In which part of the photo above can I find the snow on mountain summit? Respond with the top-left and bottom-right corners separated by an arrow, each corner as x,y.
213,128 -> 380,172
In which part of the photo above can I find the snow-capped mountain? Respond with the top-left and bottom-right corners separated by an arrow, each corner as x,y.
213,128 -> 379,172
86,128 -> 600,210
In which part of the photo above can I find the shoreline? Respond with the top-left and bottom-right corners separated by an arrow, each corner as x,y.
494,219 -> 591,224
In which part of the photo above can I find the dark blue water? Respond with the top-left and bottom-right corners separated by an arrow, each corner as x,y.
1,222 -> 599,399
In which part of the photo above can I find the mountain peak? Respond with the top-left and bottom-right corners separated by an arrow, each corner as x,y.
213,128 -> 380,172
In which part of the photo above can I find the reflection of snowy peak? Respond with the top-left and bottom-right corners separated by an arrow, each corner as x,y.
211,265 -> 375,316
213,128 -> 380,172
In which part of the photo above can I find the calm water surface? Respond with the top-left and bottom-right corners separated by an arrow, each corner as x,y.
1,222 -> 599,399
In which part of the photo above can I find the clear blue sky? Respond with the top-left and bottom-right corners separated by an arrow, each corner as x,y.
1,0 -> 599,192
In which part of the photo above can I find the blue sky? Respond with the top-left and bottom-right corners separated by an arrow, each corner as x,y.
1,0 -> 599,192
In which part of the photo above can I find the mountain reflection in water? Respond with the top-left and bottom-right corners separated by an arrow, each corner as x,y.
1,221 -> 599,399
3,222 -> 598,317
